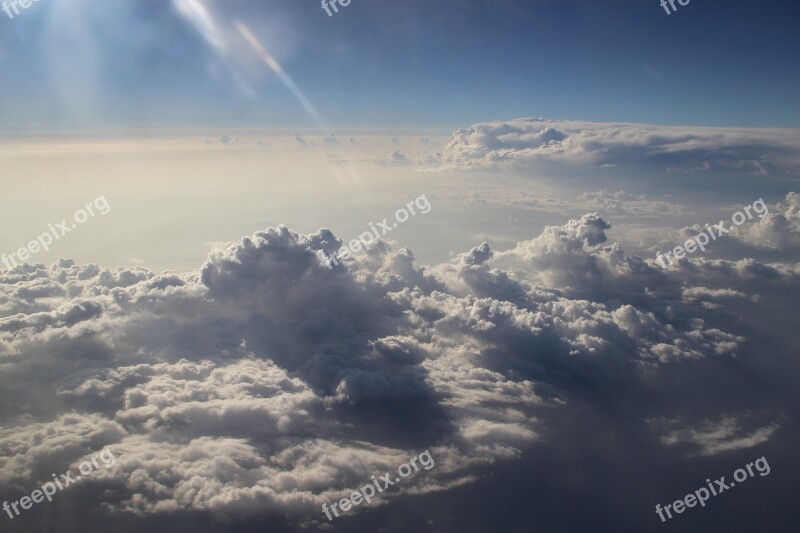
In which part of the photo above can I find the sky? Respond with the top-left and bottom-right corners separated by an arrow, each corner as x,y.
1,2 -> 800,533
0,0 -> 799,129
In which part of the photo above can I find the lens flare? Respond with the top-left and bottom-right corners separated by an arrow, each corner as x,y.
235,21 -> 326,128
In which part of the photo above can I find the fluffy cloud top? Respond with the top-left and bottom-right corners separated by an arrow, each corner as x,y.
428,118 -> 800,176
0,209 -> 796,528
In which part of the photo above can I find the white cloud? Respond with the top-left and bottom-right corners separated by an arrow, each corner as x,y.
0,209 -> 796,524
649,415 -> 781,457
425,117 -> 800,176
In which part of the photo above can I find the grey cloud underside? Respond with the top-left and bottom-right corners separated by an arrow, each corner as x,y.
0,213 -> 797,530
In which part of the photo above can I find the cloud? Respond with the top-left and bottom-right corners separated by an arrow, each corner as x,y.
0,209 -> 796,528
217,135 -> 239,145
374,150 -> 411,166
331,150 -> 414,166
649,414 -> 782,457
452,189 -> 691,218
640,193 -> 800,264
291,133 -> 341,148
426,117 -> 800,177
320,134 -> 340,147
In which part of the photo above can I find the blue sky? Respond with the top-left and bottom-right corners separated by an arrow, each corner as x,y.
1,0 -> 798,129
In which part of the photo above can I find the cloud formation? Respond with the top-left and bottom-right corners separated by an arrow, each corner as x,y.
0,210 -> 796,529
427,118 -> 800,177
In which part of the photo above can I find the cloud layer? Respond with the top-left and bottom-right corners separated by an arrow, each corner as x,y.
427,118 -> 800,177
1,209 -> 797,530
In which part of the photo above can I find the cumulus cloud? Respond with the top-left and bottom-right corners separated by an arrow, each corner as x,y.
374,150 -> 411,166
203,136 -> 270,148
426,117 -> 800,177
641,193 -> 800,264
291,133 -> 341,148
723,193 -> 800,252
0,210 -> 796,529
217,135 -> 239,145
